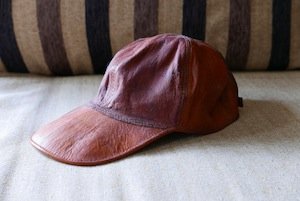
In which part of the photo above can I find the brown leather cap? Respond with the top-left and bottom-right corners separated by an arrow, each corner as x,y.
31,34 -> 242,166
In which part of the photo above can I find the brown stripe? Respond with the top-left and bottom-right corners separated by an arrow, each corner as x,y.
12,0 -> 51,75
158,0 -> 182,34
246,0 -> 272,70
109,0 -> 134,54
37,0 -> 73,75
134,0 -> 158,39
0,59 -> 5,72
226,0 -> 251,70
289,0 -> 300,69
205,0 -> 230,57
60,0 -> 93,74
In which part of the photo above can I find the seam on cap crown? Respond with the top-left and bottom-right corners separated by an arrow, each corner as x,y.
90,34 -> 189,129
176,36 -> 192,130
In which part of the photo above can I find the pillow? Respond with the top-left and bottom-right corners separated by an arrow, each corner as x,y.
0,0 -> 299,75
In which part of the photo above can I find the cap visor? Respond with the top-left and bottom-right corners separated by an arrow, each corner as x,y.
31,106 -> 174,166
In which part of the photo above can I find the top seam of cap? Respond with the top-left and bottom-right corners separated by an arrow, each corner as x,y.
176,36 -> 191,128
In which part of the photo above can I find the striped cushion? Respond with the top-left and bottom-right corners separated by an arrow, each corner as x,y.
0,0 -> 299,75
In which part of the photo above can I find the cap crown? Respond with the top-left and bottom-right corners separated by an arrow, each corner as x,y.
92,34 -> 239,134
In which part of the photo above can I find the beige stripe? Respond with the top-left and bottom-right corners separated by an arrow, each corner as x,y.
246,0 -> 272,70
109,0 -> 134,54
0,59 -> 6,72
205,0 -> 230,57
60,0 -> 93,74
158,0 -> 182,34
12,0 -> 51,75
289,0 -> 300,69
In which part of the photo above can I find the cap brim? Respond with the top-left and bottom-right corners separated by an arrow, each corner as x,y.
31,106 -> 175,166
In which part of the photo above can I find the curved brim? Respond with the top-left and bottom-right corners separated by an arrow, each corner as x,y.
31,106 -> 174,166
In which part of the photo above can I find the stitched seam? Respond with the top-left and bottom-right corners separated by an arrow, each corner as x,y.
87,102 -> 171,129
177,36 -> 191,128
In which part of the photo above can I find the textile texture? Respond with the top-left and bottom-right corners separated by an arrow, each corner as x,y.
0,72 -> 300,200
0,0 -> 299,75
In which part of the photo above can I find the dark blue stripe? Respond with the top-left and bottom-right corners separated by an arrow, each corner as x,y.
85,0 -> 112,74
268,0 -> 291,70
182,0 -> 206,41
0,1 -> 28,72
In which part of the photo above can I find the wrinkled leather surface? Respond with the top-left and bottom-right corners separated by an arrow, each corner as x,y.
31,34 -> 240,166
31,106 -> 172,166
95,35 -> 187,128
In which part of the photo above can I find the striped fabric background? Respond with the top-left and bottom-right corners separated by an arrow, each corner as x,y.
0,0 -> 299,75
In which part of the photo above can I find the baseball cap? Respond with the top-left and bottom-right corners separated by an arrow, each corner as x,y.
31,34 -> 243,166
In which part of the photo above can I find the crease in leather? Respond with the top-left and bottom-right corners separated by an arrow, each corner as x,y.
95,35 -> 188,128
